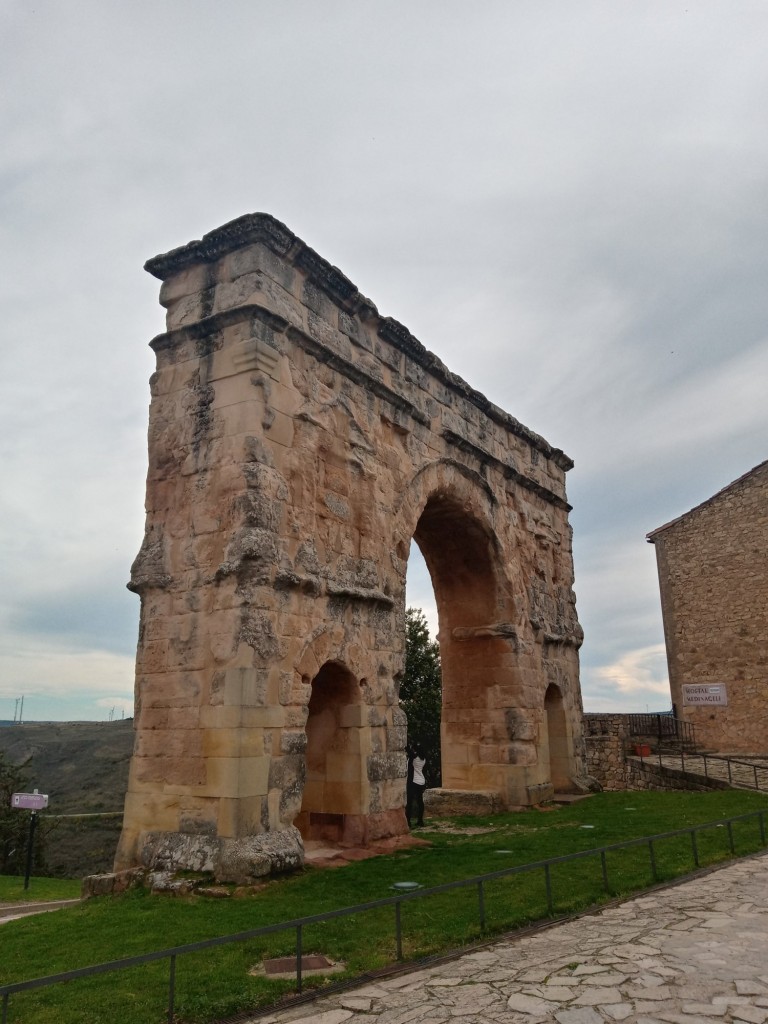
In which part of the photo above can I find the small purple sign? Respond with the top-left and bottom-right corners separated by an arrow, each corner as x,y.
11,792 -> 48,811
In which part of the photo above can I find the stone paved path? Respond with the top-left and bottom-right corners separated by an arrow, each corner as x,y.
0,897 -> 80,924
249,852 -> 768,1024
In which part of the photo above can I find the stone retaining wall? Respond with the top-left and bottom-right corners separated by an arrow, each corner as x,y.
626,760 -> 729,792
584,713 -> 734,793
583,713 -> 635,791
583,713 -> 718,793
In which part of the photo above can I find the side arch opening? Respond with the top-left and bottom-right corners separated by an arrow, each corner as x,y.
543,683 -> 571,791
295,660 -> 368,846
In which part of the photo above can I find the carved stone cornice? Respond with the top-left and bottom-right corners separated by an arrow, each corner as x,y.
151,303 -> 430,427
542,630 -> 583,650
145,213 -> 296,279
273,568 -> 394,607
145,214 -> 574,471
441,430 -> 570,511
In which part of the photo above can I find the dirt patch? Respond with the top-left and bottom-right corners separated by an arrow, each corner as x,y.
304,832 -> 430,868
424,823 -> 500,835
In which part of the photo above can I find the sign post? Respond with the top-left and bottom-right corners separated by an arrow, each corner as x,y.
10,790 -> 49,890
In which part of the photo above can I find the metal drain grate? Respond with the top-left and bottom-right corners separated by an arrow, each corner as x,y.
263,954 -> 334,975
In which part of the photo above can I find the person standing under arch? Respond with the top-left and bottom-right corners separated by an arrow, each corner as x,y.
406,745 -> 427,828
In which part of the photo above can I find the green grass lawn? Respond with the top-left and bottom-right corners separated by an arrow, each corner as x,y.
2,790 -> 768,1024
0,876 -> 81,903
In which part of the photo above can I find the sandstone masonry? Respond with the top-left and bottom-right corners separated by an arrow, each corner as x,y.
115,214 -> 585,882
648,460 -> 768,756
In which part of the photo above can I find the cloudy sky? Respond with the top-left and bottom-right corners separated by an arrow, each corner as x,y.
1,1 -> 766,722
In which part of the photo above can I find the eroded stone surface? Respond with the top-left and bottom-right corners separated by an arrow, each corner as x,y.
116,213 -> 585,879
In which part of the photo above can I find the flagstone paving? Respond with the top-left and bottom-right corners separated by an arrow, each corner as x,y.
634,754 -> 768,792
248,852 -> 768,1024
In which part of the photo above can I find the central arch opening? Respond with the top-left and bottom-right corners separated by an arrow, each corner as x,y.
296,660 -> 367,845
409,491 -> 515,795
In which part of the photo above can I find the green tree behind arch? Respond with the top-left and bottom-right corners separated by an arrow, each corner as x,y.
400,607 -> 442,787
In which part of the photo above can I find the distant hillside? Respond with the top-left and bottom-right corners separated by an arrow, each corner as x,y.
0,720 -> 134,812
0,720 -> 134,878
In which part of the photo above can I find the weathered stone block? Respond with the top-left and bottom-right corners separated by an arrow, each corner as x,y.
140,831 -> 219,873
424,789 -> 504,817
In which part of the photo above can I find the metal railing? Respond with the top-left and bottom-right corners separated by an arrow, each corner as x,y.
635,748 -> 768,792
2,809 -> 767,1024
627,713 -> 697,749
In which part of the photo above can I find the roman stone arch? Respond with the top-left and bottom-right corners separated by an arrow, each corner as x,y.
115,213 -> 585,883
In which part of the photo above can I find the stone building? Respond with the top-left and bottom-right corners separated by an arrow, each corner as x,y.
114,213 -> 586,883
647,460 -> 768,754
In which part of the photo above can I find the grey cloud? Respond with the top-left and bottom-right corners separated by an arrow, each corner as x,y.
2,0 -> 767,717
9,587 -> 138,658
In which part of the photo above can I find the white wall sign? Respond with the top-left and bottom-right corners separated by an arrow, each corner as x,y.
682,684 -> 728,707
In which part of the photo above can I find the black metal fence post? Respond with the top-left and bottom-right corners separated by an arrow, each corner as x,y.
760,811 -> 766,846
395,902 -> 403,960
727,821 -> 735,854
477,880 -> 486,932
167,954 -> 176,1024
648,840 -> 657,882
296,923 -> 303,994
600,850 -> 609,892
691,828 -> 699,867
23,811 -> 38,891
544,863 -> 553,914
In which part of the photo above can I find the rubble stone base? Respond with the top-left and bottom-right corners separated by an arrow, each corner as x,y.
82,867 -> 146,899
140,827 -> 305,885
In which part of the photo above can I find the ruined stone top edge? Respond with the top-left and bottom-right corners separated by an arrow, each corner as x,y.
145,212 -> 574,472
646,457 -> 768,541
145,213 -> 293,278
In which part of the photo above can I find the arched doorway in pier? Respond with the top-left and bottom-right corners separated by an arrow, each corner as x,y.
295,660 -> 367,845
543,683 -> 570,791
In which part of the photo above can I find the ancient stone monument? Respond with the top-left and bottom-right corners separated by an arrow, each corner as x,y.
114,214 -> 585,883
